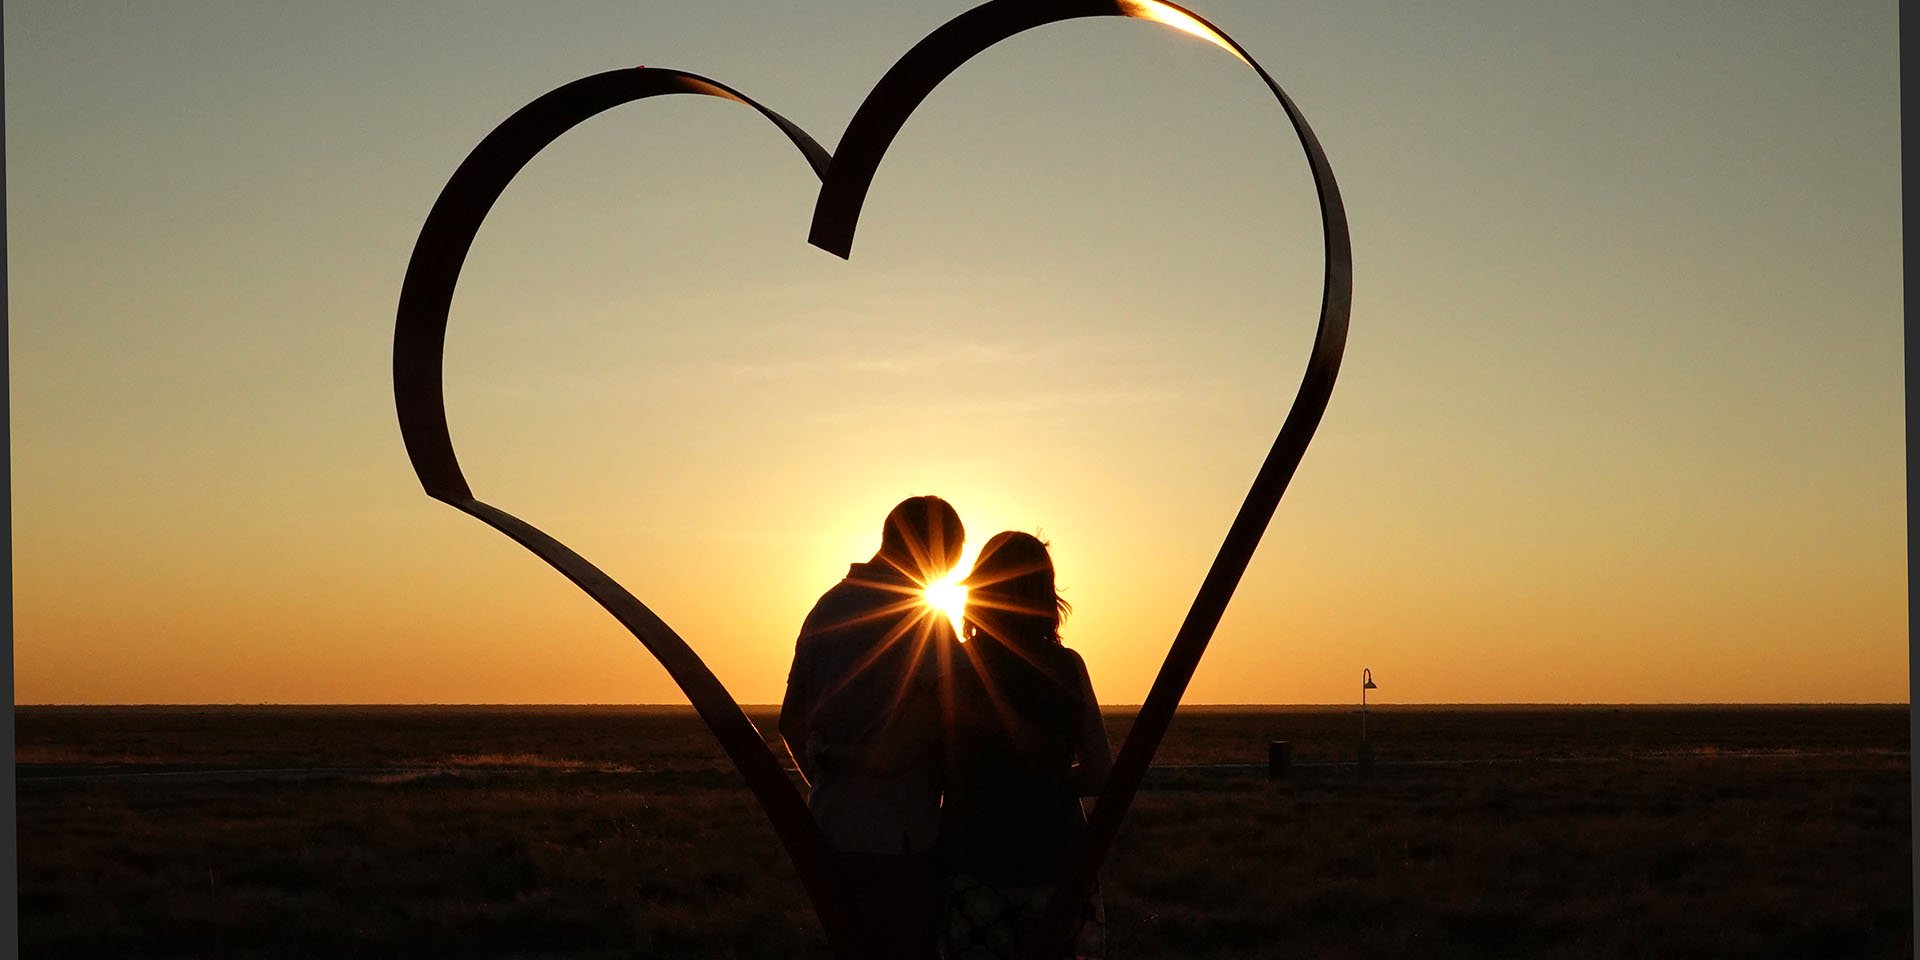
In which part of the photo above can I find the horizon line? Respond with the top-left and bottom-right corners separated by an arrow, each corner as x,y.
12,701 -> 1911,709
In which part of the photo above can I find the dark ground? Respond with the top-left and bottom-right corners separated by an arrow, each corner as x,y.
15,705 -> 1912,958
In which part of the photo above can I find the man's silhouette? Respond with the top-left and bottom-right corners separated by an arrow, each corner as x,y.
780,495 -> 963,960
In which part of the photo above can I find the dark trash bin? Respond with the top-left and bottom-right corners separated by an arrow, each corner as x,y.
1267,740 -> 1291,779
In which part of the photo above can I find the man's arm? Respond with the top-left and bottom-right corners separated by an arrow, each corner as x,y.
797,616 -> 949,779
778,638 -> 814,786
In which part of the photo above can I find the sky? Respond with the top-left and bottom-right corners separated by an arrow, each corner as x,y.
5,1 -> 1905,705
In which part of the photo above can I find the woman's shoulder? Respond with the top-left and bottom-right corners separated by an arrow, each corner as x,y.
1031,643 -> 1090,689
1048,642 -> 1089,672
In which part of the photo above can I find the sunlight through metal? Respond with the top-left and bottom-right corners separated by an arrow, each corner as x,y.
1114,0 -> 1251,65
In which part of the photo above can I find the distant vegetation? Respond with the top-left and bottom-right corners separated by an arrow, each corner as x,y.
17,706 -> 1911,958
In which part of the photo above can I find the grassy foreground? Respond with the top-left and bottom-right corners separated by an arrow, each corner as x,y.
16,705 -> 1911,958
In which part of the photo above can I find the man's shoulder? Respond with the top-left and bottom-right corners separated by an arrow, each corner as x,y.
801,568 -> 903,633
799,578 -> 864,635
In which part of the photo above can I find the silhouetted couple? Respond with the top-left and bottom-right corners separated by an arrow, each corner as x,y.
780,496 -> 1111,960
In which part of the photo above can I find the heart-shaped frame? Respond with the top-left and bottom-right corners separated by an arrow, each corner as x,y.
394,1 -> 1349,956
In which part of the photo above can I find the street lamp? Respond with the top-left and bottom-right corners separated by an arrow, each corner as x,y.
1361,668 -> 1377,742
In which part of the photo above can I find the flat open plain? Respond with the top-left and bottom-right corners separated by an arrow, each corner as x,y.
16,705 -> 1910,958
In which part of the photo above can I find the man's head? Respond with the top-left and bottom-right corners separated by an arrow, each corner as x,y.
876,495 -> 964,584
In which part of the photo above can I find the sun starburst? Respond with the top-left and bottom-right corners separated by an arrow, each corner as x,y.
922,572 -> 968,637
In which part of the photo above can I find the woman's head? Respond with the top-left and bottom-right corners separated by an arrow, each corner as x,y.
963,531 -> 1071,646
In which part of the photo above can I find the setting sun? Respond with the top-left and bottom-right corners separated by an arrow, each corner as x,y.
923,573 -> 969,637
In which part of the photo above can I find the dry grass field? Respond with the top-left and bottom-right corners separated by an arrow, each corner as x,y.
16,705 -> 1911,958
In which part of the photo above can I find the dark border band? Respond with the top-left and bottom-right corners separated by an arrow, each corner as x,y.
809,3 -> 1351,956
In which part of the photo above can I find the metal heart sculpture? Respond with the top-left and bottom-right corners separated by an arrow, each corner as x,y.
393,1 -> 1349,956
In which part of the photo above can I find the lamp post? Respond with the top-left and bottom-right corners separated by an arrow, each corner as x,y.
1361,668 -> 1377,741
1359,668 -> 1378,773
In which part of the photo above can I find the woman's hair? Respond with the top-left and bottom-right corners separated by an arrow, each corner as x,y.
963,531 -> 1071,647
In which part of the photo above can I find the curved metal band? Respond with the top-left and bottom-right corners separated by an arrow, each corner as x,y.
809,4 -> 1352,956
399,69 -> 829,498
391,68 -> 856,954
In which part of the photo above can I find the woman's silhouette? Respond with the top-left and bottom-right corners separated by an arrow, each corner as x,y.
941,531 -> 1111,960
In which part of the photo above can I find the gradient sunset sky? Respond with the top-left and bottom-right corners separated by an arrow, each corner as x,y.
7,1 -> 1904,704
